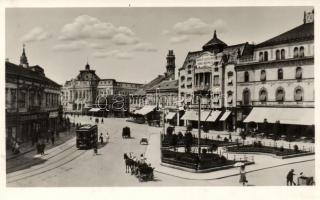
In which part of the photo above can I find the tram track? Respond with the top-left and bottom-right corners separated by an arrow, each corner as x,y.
7,138 -> 76,173
7,147 -> 87,183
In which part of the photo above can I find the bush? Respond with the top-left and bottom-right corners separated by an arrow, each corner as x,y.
202,148 -> 207,155
217,135 -> 221,139
167,126 -> 174,135
187,125 -> 193,132
294,144 -> 299,152
280,146 -> 284,152
223,137 -> 229,142
220,155 -> 227,163
202,125 -> 209,133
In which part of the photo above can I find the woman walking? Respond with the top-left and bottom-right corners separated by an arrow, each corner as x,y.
239,165 -> 248,186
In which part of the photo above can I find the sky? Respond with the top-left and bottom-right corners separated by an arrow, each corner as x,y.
5,7 -> 312,85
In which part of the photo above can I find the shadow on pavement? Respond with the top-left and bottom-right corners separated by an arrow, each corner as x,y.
6,155 -> 48,173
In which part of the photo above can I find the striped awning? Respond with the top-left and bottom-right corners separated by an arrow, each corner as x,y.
134,105 -> 156,115
181,110 -> 211,121
219,110 -> 231,121
206,110 -> 222,122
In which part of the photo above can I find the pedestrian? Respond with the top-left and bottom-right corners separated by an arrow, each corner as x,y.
13,142 -> 20,154
239,165 -> 248,186
101,118 -> 104,124
41,142 -> 46,155
93,143 -> 98,155
105,132 -> 109,143
36,142 -> 41,154
287,169 -> 296,186
51,135 -> 55,145
99,133 -> 104,144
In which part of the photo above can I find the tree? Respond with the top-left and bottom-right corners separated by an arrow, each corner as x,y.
184,131 -> 193,153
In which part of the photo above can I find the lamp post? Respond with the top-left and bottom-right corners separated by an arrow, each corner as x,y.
197,96 -> 201,158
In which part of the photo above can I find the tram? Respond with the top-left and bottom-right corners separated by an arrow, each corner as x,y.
76,124 -> 98,149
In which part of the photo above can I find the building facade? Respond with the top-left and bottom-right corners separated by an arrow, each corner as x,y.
236,10 -> 314,137
178,31 -> 253,131
61,63 -> 142,116
6,46 -> 61,146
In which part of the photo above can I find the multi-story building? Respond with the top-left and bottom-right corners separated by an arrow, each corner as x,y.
236,10 -> 314,137
6,46 -> 61,146
61,63 -> 142,116
179,31 -> 253,131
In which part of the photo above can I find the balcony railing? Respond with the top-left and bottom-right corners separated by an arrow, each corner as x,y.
194,85 -> 210,91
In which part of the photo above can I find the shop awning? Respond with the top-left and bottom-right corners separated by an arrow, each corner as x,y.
89,108 -> 101,112
219,110 -> 231,121
181,110 -> 210,121
165,112 -> 176,120
206,110 -> 222,122
243,107 -> 314,125
134,105 -> 156,115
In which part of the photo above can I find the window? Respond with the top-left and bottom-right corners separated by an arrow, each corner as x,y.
227,91 -> 233,104
213,93 -> 220,104
293,47 -> 299,58
260,70 -> 266,81
296,67 -> 302,79
187,77 -> 192,82
299,46 -> 305,57
188,70 -> 192,74
278,69 -> 283,80
264,51 -> 268,61
259,89 -> 267,102
275,50 -> 280,60
180,76 -> 185,81
294,87 -> 303,101
243,89 -> 250,105
244,71 -> 249,82
227,71 -> 233,85
214,67 -> 219,72
276,88 -> 285,102
213,75 -> 220,86
281,49 -> 286,59
259,52 -> 263,61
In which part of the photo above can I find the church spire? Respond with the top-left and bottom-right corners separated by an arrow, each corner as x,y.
213,30 -> 217,39
20,44 -> 29,68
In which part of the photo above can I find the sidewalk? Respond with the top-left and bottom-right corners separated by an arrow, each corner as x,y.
144,131 -> 315,180
7,128 -> 76,160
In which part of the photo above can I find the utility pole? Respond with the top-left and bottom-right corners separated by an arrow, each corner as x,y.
198,97 -> 201,158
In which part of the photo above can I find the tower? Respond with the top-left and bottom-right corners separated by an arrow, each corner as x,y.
20,44 -> 29,68
166,50 -> 176,79
202,30 -> 227,53
85,62 -> 90,70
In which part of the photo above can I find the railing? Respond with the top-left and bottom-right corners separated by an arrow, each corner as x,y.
237,101 -> 314,107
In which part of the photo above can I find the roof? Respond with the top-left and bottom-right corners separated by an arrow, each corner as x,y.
202,30 -> 227,50
132,75 -> 166,96
147,79 -> 178,93
5,61 -> 61,88
256,22 -> 314,48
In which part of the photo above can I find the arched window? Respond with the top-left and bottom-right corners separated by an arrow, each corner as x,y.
293,47 -> 299,58
275,88 -> 285,102
227,91 -> 233,104
294,87 -> 303,101
264,51 -> 268,61
260,70 -> 266,81
259,88 -> 268,102
278,68 -> 283,80
299,46 -> 305,57
296,67 -> 302,79
281,49 -> 286,59
259,52 -> 264,61
243,89 -> 250,105
244,71 -> 249,82
275,50 -> 280,60
227,71 -> 233,85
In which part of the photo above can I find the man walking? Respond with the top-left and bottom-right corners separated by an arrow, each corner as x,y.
99,133 -> 104,145
287,169 -> 296,186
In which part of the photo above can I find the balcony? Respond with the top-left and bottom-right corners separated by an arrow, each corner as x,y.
194,85 -> 210,91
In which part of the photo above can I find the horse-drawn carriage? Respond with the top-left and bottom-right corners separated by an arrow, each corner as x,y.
122,126 -> 131,138
136,163 -> 154,182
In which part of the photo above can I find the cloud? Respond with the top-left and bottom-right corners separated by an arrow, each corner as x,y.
58,15 -> 136,46
172,18 -> 227,36
170,35 -> 189,44
131,43 -> 157,52
20,27 -> 51,42
161,30 -> 170,35
112,33 -> 139,45
52,40 -> 87,51
92,50 -> 133,59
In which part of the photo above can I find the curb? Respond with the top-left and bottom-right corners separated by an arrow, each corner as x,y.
154,158 -> 315,181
